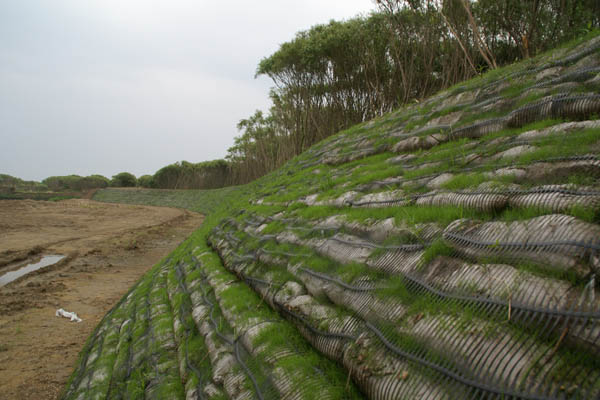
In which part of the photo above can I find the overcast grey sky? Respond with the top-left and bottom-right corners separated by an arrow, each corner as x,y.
1,0 -> 375,181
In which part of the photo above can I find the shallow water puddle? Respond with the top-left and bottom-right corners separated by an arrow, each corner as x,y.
0,255 -> 65,287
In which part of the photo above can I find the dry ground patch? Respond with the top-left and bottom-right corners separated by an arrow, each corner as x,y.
0,199 -> 203,399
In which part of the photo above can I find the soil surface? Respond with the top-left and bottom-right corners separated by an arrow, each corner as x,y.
0,199 -> 203,399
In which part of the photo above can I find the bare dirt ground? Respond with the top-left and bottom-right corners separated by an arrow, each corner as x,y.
0,199 -> 204,399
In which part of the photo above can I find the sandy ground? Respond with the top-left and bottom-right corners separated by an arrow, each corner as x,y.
0,199 -> 204,399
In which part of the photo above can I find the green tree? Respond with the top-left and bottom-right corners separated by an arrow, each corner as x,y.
137,175 -> 154,188
42,174 -> 110,191
111,172 -> 137,187
148,5 -> 600,188
151,160 -> 230,189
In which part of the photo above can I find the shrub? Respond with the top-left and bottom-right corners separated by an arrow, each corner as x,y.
111,172 -> 137,187
137,175 -> 154,188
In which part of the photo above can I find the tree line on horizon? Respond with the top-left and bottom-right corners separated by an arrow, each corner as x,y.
180,0 -> 600,189
0,172 -> 138,193
0,161 -> 230,193
5,0 -> 598,192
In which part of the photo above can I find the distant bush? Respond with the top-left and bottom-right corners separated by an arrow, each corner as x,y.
152,159 -> 230,189
82,175 -> 110,189
43,174 -> 110,192
0,173 -> 48,192
137,174 -> 154,188
111,172 -> 137,187
0,174 -> 23,187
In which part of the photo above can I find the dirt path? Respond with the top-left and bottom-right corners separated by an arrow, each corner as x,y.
0,199 -> 204,399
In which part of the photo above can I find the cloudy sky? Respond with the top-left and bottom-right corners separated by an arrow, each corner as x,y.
1,0 -> 375,182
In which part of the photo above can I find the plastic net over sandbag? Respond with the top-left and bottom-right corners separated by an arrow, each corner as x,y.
67,34 -> 600,400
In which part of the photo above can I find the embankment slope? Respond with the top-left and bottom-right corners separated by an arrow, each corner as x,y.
69,34 -> 600,399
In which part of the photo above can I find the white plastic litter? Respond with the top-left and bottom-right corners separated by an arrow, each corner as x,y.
55,308 -> 83,322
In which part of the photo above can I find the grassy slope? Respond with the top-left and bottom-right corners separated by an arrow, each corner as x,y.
93,186 -> 246,215
68,32 -> 600,399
